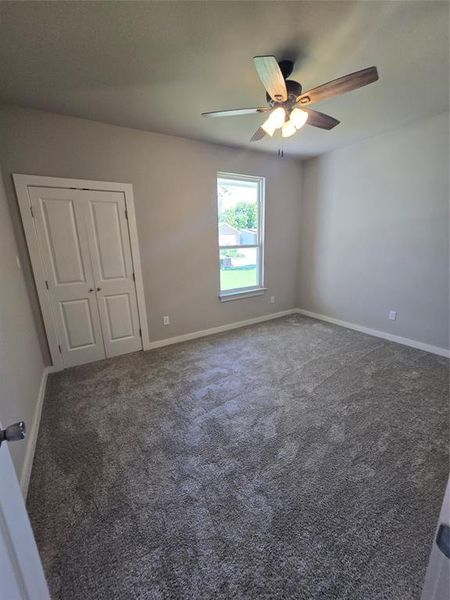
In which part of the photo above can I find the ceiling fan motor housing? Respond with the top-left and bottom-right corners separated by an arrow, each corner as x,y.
266,80 -> 302,108
278,59 -> 294,79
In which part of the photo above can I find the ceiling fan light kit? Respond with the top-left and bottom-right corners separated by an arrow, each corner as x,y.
201,55 -> 379,144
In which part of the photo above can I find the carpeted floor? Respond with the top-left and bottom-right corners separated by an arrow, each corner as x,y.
27,315 -> 449,600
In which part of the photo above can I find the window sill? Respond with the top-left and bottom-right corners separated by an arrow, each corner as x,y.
219,288 -> 267,302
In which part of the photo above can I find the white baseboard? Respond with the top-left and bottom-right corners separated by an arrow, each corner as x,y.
297,309 -> 450,358
146,309 -> 299,350
20,367 -> 50,497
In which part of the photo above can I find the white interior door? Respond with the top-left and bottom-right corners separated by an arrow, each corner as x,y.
0,426 -> 49,600
29,187 -> 106,368
83,191 -> 142,358
422,478 -> 450,600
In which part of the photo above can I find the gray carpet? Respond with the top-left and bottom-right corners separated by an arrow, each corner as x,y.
27,315 -> 449,600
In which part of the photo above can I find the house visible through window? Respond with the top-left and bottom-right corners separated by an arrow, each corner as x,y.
217,173 -> 265,298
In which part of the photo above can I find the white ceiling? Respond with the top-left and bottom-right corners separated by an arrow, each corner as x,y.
0,1 -> 448,157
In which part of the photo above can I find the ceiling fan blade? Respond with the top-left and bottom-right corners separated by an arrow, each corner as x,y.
202,107 -> 270,118
297,66 -> 379,106
250,127 -> 267,142
253,56 -> 288,102
303,108 -> 340,130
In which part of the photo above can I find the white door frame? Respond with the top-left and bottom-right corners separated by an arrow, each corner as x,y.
0,422 -> 50,599
421,477 -> 450,600
14,174 -> 150,371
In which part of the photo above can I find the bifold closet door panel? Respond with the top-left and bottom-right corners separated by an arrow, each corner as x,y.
28,187 -> 106,367
83,190 -> 142,358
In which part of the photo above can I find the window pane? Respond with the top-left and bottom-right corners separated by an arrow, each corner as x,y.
218,178 -> 258,247
220,247 -> 258,291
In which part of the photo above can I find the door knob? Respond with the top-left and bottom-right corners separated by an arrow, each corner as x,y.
88,288 -> 94,292
96,287 -> 101,292
0,421 -> 26,447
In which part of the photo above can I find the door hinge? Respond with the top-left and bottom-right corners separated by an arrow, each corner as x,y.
139,328 -> 142,337
30,205 -> 34,218
45,280 -> 49,290
58,344 -> 62,354
132,272 -> 135,282
125,209 -> 128,220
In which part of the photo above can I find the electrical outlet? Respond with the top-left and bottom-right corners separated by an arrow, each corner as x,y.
388,310 -> 397,321
270,296 -> 275,304
163,316 -> 170,326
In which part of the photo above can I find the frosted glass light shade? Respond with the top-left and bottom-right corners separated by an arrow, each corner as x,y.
261,107 -> 286,136
261,119 -> 277,136
290,108 -> 308,129
269,107 -> 286,128
281,120 -> 296,138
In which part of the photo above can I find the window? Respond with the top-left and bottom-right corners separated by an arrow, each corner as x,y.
217,172 -> 265,300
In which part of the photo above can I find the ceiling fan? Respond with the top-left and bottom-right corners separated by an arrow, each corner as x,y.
202,56 -> 379,141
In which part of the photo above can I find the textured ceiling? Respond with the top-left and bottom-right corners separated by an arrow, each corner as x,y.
0,1 -> 448,157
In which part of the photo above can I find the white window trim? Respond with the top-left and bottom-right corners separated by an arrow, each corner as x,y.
219,287 -> 268,302
217,172 -> 265,301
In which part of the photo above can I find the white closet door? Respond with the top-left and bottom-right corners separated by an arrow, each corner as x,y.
29,187 -> 106,368
83,190 -> 142,358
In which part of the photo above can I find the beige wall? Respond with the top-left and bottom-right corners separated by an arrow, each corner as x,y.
1,103 -> 447,379
298,112 -> 449,350
0,105 -> 302,350
0,162 -> 45,479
